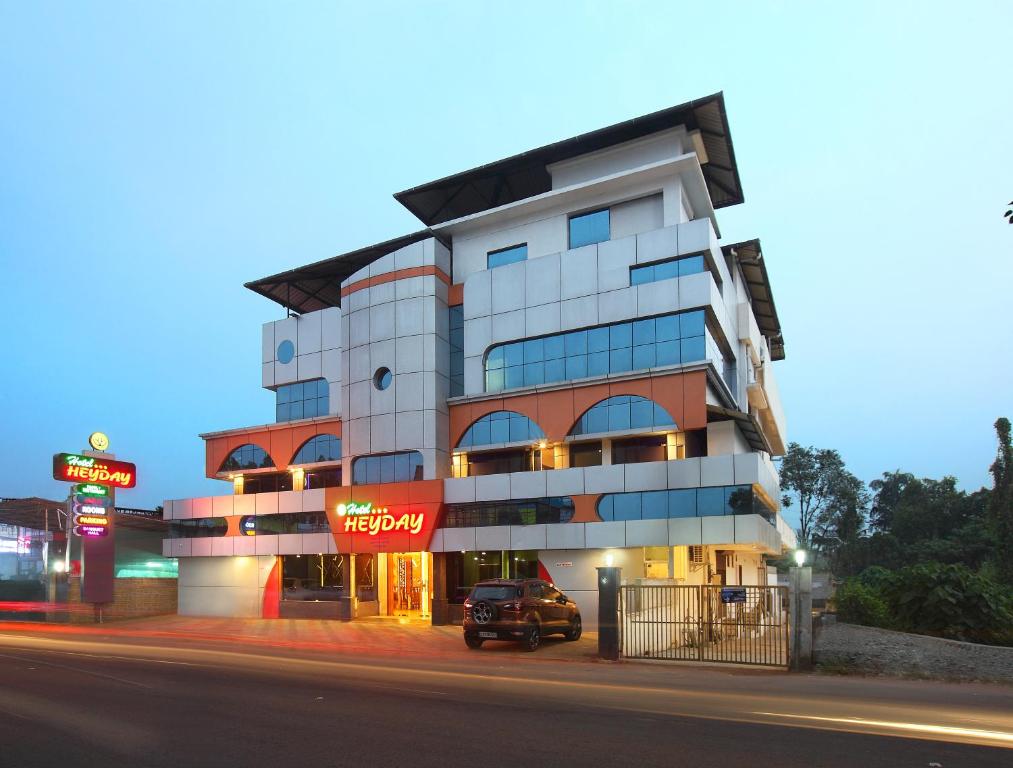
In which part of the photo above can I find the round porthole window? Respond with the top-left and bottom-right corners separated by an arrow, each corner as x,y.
277,339 -> 295,364
373,367 -> 392,391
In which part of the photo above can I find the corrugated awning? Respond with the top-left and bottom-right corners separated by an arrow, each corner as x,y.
394,92 -> 743,226
707,406 -> 771,454
722,239 -> 785,361
245,229 -> 434,315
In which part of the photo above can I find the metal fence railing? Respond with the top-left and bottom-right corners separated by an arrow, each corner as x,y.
620,584 -> 789,668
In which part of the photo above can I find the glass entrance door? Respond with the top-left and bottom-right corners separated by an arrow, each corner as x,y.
386,552 -> 430,619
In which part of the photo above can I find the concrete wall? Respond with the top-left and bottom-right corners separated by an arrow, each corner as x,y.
262,308 -> 342,416
460,218 -> 734,396
547,130 -> 685,189
177,555 -> 275,618
68,577 -> 177,623
340,237 -> 452,480
538,547 -> 645,631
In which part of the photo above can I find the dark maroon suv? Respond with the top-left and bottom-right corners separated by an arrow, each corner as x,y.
463,578 -> 582,652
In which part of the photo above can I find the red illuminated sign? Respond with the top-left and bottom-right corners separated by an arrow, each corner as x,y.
53,453 -> 136,489
335,502 -> 425,536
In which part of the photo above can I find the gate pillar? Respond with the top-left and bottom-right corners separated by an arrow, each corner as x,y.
789,567 -> 812,670
596,566 -> 622,661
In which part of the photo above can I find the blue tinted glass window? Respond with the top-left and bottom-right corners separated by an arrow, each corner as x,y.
571,396 -> 677,436
587,327 -> 609,353
220,444 -> 274,472
681,336 -> 706,363
457,411 -> 544,448
483,310 -> 711,393
629,254 -> 707,286
277,339 -> 295,364
597,494 -> 614,521
292,434 -> 342,465
351,451 -> 425,485
276,378 -> 330,423
642,491 -> 668,519
697,487 -> 726,516
632,344 -> 656,370
669,489 -> 697,517
488,244 -> 528,269
613,492 -> 641,521
679,254 -> 705,276
449,305 -> 464,397
569,209 -> 610,249
682,310 -> 706,337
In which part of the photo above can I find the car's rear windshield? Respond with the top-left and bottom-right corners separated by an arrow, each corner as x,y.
471,585 -> 522,600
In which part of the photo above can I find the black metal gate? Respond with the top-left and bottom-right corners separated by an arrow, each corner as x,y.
620,584 -> 789,668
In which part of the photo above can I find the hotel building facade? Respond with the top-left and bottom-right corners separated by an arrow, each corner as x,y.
163,93 -> 794,628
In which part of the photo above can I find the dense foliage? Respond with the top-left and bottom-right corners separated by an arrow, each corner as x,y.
832,563 -> 1013,646
786,418 -> 1013,645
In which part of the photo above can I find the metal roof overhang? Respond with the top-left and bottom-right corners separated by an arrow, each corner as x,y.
0,498 -> 166,532
394,92 -> 743,226
706,406 -> 772,454
245,229 -> 435,314
722,239 -> 786,361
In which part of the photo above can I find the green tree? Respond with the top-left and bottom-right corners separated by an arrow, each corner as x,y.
779,443 -> 867,549
989,417 -> 1013,583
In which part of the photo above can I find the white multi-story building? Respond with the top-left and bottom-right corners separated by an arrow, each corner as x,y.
164,93 -> 793,627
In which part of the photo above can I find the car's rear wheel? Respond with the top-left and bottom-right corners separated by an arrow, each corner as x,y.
566,616 -> 582,641
464,634 -> 484,649
523,624 -> 541,652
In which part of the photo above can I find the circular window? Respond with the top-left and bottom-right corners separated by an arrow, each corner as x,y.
277,339 -> 295,364
373,367 -> 392,391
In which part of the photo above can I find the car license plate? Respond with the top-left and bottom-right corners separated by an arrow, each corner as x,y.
478,632 -> 497,638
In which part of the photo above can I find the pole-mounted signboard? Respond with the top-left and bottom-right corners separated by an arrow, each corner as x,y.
52,433 -> 137,609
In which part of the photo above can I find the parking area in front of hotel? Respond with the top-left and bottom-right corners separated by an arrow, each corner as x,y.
0,614 -> 601,664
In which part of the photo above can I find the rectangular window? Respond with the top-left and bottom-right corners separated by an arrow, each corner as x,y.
276,378 -> 330,423
449,305 -> 464,397
484,309 -> 707,393
351,451 -> 423,485
569,441 -> 603,468
466,448 -> 533,477
487,243 -> 528,269
569,209 -> 610,249
630,253 -> 706,286
611,435 -> 668,465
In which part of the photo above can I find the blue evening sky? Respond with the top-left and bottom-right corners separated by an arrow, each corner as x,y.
1,2 -> 1009,526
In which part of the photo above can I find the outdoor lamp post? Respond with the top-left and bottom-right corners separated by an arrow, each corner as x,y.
794,549 -> 807,567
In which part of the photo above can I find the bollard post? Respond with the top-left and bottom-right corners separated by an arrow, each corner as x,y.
789,566 -> 812,671
596,566 -> 621,661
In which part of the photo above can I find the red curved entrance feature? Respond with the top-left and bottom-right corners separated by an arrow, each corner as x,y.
262,558 -> 280,619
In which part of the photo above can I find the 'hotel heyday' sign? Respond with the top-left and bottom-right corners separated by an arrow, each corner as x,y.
53,453 -> 137,489
335,502 -> 425,536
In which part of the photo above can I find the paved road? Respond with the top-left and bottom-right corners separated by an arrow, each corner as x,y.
0,625 -> 1010,767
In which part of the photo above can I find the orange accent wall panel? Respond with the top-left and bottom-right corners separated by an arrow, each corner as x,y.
323,481 -> 444,554
203,417 -> 343,478
447,283 -> 464,306
339,265 -> 451,298
448,370 -> 704,448
570,494 -> 601,523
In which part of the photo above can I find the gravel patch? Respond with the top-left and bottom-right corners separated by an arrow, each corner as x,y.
814,622 -> 1013,684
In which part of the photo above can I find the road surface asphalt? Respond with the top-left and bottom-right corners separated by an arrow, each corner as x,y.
0,620 -> 1010,767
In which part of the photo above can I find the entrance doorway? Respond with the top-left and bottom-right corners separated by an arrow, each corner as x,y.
385,552 -> 431,619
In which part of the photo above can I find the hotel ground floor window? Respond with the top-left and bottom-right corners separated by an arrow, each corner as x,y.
356,553 -> 377,602
445,550 -> 539,604
280,554 -> 343,601
612,434 -> 667,464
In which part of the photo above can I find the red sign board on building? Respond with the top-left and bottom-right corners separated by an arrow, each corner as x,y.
53,453 -> 137,489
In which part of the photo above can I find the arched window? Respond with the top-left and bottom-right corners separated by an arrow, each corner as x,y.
291,434 -> 342,465
570,396 -> 676,436
457,411 -> 545,449
219,444 -> 274,472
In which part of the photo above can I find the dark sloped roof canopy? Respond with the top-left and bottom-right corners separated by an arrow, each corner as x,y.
394,92 -> 743,226
722,239 -> 785,361
245,230 -> 434,315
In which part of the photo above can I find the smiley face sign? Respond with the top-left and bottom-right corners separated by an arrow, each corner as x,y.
88,432 -> 110,451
